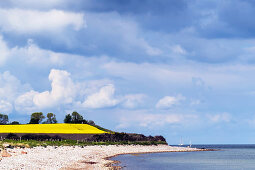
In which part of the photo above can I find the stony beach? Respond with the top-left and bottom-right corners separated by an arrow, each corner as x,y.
0,145 -> 205,169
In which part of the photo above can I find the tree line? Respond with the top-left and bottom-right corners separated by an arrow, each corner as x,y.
0,111 -> 95,125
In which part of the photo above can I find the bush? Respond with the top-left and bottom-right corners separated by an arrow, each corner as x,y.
88,133 -> 167,143
10,121 -> 20,125
6,133 -> 19,140
21,134 -> 62,141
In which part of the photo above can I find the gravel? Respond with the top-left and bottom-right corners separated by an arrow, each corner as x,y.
0,145 -> 202,169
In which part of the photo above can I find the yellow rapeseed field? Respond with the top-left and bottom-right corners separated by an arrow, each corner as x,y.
0,124 -> 107,134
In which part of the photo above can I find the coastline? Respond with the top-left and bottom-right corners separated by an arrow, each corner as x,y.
0,145 -> 213,169
103,146 -> 216,169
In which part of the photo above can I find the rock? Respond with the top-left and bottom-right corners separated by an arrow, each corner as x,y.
3,143 -> 10,148
1,150 -> 12,157
21,151 -> 27,154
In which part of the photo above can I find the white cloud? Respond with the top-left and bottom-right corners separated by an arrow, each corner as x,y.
33,69 -> 76,108
0,9 -> 85,33
0,35 -> 9,65
15,69 -> 77,111
11,40 -> 66,66
171,45 -> 187,55
13,68 -> 144,111
0,71 -> 32,114
103,61 -> 253,90
0,71 -> 30,102
141,39 -> 162,56
0,37 -> 68,67
206,113 -> 231,123
0,100 -> 13,114
82,84 -> 119,109
116,110 -> 198,129
14,90 -> 39,113
121,94 -> 146,109
156,95 -> 186,109
138,114 -> 183,127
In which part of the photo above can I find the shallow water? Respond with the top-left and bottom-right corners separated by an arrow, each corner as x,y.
111,145 -> 255,170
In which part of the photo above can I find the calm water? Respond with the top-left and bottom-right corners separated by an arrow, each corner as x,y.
111,145 -> 255,170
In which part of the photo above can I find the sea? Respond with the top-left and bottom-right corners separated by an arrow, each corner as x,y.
111,144 -> 255,170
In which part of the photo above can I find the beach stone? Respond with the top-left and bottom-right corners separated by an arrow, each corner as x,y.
1,150 -> 11,157
0,144 -> 203,169
21,151 -> 27,154
3,143 -> 10,148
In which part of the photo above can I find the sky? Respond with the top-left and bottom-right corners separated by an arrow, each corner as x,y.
1,0 -> 255,144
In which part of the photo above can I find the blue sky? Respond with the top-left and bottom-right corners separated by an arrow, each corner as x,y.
1,0 -> 255,144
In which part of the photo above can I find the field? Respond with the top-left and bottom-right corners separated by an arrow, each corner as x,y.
0,123 -> 107,134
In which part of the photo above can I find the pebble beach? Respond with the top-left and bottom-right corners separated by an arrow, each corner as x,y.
0,145 -> 205,169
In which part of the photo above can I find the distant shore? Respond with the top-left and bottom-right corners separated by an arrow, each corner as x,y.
0,145 -> 211,169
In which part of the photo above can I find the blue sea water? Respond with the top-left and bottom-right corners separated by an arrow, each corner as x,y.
111,145 -> 255,170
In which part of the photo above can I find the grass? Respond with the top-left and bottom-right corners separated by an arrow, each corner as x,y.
0,139 -> 167,148
0,123 -> 107,134
90,124 -> 115,133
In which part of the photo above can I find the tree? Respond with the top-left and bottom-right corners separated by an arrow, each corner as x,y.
71,111 -> 84,123
64,111 -> 85,124
10,121 -> 20,125
0,113 -> 8,124
29,112 -> 45,124
44,113 -> 57,124
64,114 -> 72,123
88,120 -> 95,126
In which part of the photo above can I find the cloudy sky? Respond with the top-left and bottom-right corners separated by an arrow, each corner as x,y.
1,0 -> 255,144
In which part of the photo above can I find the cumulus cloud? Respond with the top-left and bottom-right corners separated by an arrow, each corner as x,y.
33,69 -> 76,108
0,9 -> 85,33
15,69 -> 76,111
156,95 -> 185,109
0,71 -> 31,114
14,90 -> 39,113
79,85 -> 145,109
13,68 -> 145,112
82,84 -> 119,109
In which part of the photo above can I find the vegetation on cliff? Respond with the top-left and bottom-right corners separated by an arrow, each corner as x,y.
0,111 -> 167,146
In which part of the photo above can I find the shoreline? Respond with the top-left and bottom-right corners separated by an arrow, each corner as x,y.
0,145 -> 215,169
62,145 -> 208,169
104,147 -> 217,169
